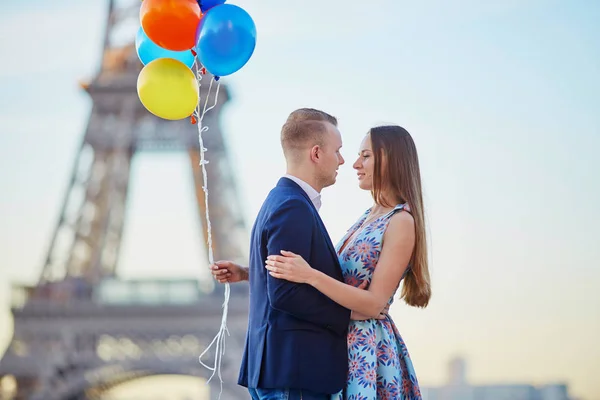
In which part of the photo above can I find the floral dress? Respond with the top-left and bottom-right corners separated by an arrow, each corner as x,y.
331,204 -> 422,400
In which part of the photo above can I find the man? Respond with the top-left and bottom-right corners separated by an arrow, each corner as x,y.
212,108 -> 350,400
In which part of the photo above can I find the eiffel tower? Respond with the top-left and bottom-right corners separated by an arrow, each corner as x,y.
0,1 -> 249,399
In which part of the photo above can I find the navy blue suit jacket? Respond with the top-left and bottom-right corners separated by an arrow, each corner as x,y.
238,178 -> 351,394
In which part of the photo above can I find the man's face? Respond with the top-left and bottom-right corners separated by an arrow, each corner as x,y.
317,123 -> 345,188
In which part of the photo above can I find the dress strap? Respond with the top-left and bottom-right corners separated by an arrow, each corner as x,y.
387,203 -> 410,217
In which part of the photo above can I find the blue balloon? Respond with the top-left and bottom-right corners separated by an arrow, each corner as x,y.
135,27 -> 196,69
199,0 -> 226,12
195,4 -> 256,77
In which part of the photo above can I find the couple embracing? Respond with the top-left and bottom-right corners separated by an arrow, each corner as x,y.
211,108 -> 431,400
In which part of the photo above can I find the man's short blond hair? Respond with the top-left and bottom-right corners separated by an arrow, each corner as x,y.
280,108 -> 338,157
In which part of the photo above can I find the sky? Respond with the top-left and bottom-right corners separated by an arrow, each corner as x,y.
1,0 -> 599,399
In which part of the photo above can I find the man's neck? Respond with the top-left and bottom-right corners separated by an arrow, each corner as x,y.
285,169 -> 321,193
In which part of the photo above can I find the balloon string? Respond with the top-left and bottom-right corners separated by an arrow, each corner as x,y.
194,62 -> 229,399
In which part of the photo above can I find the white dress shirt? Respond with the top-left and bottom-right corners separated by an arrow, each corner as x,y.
283,174 -> 322,211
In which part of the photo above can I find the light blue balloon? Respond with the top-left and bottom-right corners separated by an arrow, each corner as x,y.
135,27 -> 196,69
195,4 -> 257,77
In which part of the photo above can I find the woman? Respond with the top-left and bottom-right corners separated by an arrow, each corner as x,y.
213,125 -> 431,399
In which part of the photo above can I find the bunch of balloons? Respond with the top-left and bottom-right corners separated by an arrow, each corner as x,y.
136,0 -> 256,120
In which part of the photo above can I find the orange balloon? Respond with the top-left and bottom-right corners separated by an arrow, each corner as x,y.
140,0 -> 202,51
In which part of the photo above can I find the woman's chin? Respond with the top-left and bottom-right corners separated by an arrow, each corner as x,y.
357,181 -> 371,191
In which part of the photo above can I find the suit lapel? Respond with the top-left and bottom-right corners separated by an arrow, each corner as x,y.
314,214 -> 342,270
277,178 -> 342,272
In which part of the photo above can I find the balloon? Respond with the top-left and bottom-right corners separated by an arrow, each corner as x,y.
200,0 -> 226,12
135,27 -> 196,68
140,0 -> 202,51
137,58 -> 199,120
195,4 -> 256,77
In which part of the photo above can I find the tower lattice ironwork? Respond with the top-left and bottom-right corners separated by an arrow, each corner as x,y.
0,1 -> 249,399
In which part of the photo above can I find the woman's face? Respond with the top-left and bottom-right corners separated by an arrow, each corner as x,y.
353,134 -> 375,191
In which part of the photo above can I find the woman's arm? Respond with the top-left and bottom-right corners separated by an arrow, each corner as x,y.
266,211 -> 415,318
210,261 -> 387,319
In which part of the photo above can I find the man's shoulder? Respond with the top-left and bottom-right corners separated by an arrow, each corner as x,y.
267,186 -> 311,208
259,190 -> 315,226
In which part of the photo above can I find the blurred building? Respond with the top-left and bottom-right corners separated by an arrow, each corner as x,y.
422,357 -> 572,400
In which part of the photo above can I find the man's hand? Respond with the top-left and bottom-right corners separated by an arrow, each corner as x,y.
350,280 -> 390,321
350,304 -> 390,321
210,260 -> 249,283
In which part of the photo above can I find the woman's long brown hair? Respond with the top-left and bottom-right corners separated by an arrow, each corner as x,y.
370,125 -> 431,308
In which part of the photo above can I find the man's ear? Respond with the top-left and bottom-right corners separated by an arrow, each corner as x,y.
310,145 -> 320,162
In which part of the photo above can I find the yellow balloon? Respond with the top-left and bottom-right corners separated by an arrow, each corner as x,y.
137,58 -> 199,120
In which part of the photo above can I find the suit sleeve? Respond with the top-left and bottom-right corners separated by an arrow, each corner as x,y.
265,198 -> 350,336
